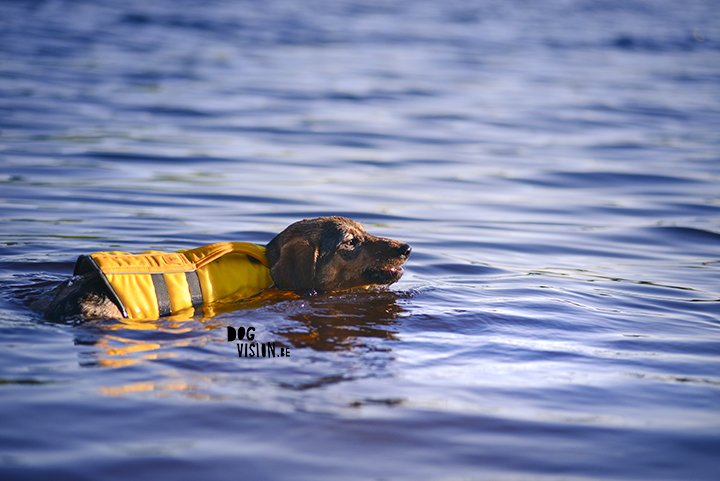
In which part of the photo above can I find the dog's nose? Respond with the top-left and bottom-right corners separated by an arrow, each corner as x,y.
398,243 -> 412,258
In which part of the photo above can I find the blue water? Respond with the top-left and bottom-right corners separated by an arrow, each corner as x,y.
1,0 -> 720,479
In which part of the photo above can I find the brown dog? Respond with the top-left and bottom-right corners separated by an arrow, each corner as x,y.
31,216 -> 411,320
266,216 -> 411,294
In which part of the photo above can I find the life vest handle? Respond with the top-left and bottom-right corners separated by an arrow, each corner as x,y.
182,242 -> 269,270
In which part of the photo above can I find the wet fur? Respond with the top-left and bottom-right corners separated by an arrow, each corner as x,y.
31,216 -> 411,320
266,216 -> 411,294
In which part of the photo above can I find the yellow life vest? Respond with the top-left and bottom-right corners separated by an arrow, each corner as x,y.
73,242 -> 273,320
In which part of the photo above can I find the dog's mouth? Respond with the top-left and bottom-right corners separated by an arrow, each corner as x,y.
364,265 -> 404,285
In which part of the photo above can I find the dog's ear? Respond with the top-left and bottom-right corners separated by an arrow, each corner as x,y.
268,238 -> 317,294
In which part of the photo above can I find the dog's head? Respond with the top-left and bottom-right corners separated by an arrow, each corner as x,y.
265,216 -> 411,294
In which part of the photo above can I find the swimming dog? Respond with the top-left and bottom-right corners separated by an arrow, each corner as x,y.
31,216 -> 411,320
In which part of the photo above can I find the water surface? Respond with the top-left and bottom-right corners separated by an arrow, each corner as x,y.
1,1 -> 719,480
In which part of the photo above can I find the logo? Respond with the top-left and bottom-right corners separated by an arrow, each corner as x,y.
227,326 -> 290,358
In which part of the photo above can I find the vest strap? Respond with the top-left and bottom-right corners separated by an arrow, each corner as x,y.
185,270 -> 204,307
151,273 -> 172,317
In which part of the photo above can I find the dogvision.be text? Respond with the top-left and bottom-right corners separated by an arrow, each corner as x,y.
227,326 -> 290,359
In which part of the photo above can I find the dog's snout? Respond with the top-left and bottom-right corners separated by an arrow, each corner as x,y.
398,243 -> 412,259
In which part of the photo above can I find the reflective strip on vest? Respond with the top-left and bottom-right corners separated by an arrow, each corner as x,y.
83,242 -> 273,320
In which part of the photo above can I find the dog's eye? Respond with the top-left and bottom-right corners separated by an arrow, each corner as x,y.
343,237 -> 358,247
